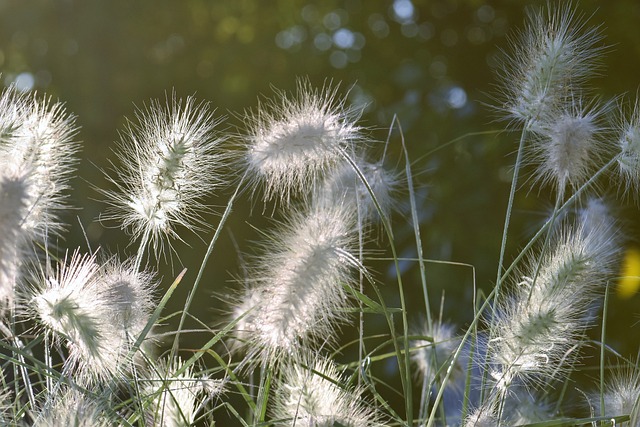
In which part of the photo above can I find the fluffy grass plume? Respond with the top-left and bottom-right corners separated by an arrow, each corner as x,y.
0,87 -> 77,309
103,93 -> 225,261
529,98 -> 605,195
232,202 -> 363,364
271,358 -> 382,426
314,155 -> 398,223
616,98 -> 640,199
487,208 -> 619,407
243,79 -> 365,204
497,2 -> 604,127
28,249 -> 158,384
143,357 -> 223,427
588,359 -> 640,426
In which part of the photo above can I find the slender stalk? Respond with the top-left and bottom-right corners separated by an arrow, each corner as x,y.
338,148 -> 413,424
133,227 -> 151,273
494,126 -> 529,305
600,282 -> 610,421
172,172 -> 247,355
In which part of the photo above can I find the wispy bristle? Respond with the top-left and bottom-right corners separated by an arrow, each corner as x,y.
497,3 -> 604,127
144,357 -> 223,427
102,93 -> 225,260
615,98 -> 640,201
488,213 -> 620,396
232,203 -> 362,364
315,156 -> 398,223
528,98 -> 605,196
243,79 -> 364,204
0,87 -> 78,309
590,361 -> 640,424
32,388 -> 111,427
28,250 -> 158,384
272,358 -> 383,426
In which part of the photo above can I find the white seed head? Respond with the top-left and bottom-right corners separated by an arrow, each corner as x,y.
100,256 -> 156,336
0,91 -> 78,240
591,363 -> 640,424
144,357 -> 223,427
0,173 -> 30,309
32,388 -> 111,427
244,79 -> 364,204
228,286 -> 261,351
529,98 -> 604,195
498,4 -> 604,126
411,319 -> 460,386
490,216 -> 619,390
463,404 -> 499,427
235,203 -> 362,364
103,94 -> 225,259
272,358 -> 382,427
504,392 -> 553,425
315,156 -> 398,223
616,98 -> 640,200
30,251 -> 104,360
0,87 -> 77,309
28,250 -> 158,384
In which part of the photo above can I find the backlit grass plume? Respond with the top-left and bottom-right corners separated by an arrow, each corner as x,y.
143,357 -> 223,427
2,2 -> 640,426
32,388 -> 111,427
271,358 -> 382,426
486,210 -> 620,411
616,98 -> 640,199
28,249 -> 158,384
314,155 -> 398,223
497,3 -> 604,127
232,202 -> 363,364
0,87 -> 77,309
529,98 -> 605,196
590,361 -> 640,425
103,94 -> 225,262
243,79 -> 365,204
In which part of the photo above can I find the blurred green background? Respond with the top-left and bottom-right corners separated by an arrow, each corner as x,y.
2,0 -> 639,419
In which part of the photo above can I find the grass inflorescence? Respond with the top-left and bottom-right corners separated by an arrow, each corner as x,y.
0,3 -> 639,426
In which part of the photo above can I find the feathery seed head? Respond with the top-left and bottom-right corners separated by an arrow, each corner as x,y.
236,203 -> 362,363
463,404 -> 499,427
0,173 -> 30,308
506,392 -> 553,425
577,197 -> 620,256
616,99 -> 640,199
103,93 -> 225,259
228,287 -> 261,352
490,217 -> 619,391
0,85 -> 27,143
144,357 -> 223,427
0,88 -> 77,309
590,362 -> 640,425
32,388 -> 110,427
30,250 -> 104,359
0,93 -> 78,238
272,358 -> 382,427
411,319 -> 480,423
28,250 -> 158,384
530,98 -> 604,195
315,156 -> 398,223
244,79 -> 364,204
100,256 -> 156,335
411,319 -> 460,386
498,4 -> 604,126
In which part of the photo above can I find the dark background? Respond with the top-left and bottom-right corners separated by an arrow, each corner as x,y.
2,0 -> 639,421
